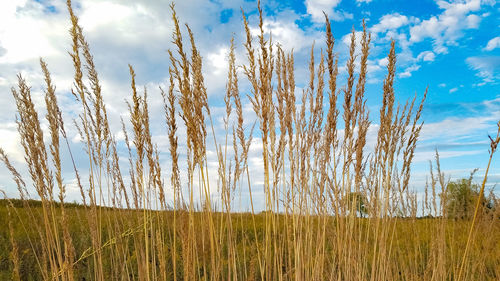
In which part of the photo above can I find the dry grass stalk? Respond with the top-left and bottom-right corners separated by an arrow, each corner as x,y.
6,201 -> 21,281
458,121 -> 500,280
41,58 -> 76,281
2,2 -> 499,281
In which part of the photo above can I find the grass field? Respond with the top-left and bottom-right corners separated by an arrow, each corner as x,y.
1,1 -> 499,280
1,200 -> 499,280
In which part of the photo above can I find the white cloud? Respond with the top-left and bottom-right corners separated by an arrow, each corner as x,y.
484,36 -> 500,51
465,14 -> 480,28
420,115 -> 499,142
417,51 -> 435,62
205,46 -> 230,94
399,64 -> 420,78
409,16 -> 440,43
337,10 -> 353,21
378,57 -> 388,67
0,123 -> 23,163
438,83 -> 446,88
466,56 -> 500,84
409,0 -> 483,54
371,13 -> 409,34
253,18 -> 322,53
305,0 -> 351,23
411,97 -> 500,185
356,0 -> 373,3
207,47 -> 229,76
449,87 -> 458,93
412,149 -> 484,163
341,31 -> 364,49
367,59 -> 382,73
79,1 -> 134,32
0,1 -> 68,64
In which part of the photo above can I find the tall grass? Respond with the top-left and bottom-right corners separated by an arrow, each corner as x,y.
1,0 -> 499,280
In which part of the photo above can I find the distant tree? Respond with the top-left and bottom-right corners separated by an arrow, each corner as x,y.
443,175 -> 496,219
485,188 -> 500,219
346,192 -> 368,218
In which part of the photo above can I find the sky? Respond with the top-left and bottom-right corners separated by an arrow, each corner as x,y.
0,0 -> 499,209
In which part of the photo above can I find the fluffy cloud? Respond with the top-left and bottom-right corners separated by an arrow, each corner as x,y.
399,64 -> 420,78
378,57 -> 388,67
416,51 -> 436,62
409,0 -> 483,54
367,0 -> 491,80
0,1 -> 68,64
371,13 -> 409,34
305,0 -> 352,23
484,36 -> 500,51
465,14 -> 480,28
341,31 -> 364,49
79,1 -> 134,32
0,122 -> 23,163
251,16 -> 323,53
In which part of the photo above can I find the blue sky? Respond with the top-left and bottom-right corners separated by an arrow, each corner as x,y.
0,0 -> 499,207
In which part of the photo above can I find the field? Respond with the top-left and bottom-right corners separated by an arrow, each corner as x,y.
1,1 -> 499,280
1,200 -> 499,280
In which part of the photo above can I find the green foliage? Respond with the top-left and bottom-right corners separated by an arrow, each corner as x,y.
445,178 -> 479,219
443,175 -> 496,219
346,192 -> 368,217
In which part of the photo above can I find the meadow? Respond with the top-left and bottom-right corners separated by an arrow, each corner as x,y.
0,1 -> 499,280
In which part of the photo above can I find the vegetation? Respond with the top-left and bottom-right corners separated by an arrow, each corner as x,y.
0,0 -> 499,280
0,200 -> 498,280
346,192 -> 368,218
443,171 -> 498,219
